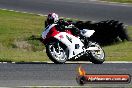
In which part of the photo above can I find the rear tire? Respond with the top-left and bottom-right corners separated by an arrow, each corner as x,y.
88,42 -> 105,64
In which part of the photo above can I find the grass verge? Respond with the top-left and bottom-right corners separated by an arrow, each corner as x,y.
0,9 -> 132,62
0,9 -> 48,62
104,26 -> 132,61
100,0 -> 132,3
104,41 -> 132,61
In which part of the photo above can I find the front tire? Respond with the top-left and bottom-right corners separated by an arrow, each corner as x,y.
46,42 -> 67,64
88,42 -> 105,64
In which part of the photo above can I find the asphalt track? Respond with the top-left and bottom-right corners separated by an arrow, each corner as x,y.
0,0 -> 132,25
0,0 -> 132,87
0,63 -> 132,87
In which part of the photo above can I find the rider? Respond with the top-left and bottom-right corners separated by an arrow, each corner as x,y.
45,13 -> 59,27
44,13 -> 80,37
41,13 -> 88,47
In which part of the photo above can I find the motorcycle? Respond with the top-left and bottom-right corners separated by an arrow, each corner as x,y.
42,24 -> 105,64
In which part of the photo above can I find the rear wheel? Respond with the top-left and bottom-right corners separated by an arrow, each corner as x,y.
46,42 -> 67,64
88,42 -> 105,64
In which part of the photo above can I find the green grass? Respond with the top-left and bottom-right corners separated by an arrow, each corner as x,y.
104,26 -> 132,61
0,9 -> 132,62
0,9 -> 48,62
100,0 -> 132,3
104,42 -> 132,61
103,26 -> 132,61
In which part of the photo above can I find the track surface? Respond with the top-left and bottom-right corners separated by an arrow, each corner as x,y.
0,0 -> 132,25
0,63 -> 132,87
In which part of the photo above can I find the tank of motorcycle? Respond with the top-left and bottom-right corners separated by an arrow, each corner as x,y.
80,29 -> 95,37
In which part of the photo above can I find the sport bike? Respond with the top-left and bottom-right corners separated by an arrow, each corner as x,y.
42,24 -> 105,64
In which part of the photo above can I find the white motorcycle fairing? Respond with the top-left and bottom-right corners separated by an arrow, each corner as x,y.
80,29 -> 95,37
42,24 -> 57,39
54,32 -> 84,59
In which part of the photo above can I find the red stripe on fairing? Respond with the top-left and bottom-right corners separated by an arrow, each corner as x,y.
43,26 -> 60,44
43,27 -> 73,44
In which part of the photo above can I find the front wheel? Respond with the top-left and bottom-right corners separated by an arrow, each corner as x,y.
88,42 -> 105,64
46,42 -> 67,64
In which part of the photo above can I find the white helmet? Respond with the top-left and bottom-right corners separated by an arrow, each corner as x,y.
47,13 -> 59,24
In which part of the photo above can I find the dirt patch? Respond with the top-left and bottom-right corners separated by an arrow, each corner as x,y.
13,40 -> 33,51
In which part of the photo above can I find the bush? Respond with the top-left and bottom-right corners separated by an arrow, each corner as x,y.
75,20 -> 130,46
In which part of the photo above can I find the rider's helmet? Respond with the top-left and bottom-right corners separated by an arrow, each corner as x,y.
46,13 -> 59,25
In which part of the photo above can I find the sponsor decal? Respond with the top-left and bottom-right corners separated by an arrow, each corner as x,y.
59,35 -> 64,39
76,66 -> 131,85
66,35 -> 72,43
